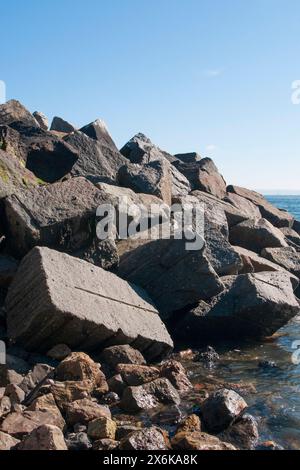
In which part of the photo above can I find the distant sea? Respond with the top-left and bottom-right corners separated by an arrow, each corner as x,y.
265,195 -> 300,221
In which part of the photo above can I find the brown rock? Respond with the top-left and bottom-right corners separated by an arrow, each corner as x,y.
160,360 -> 193,394
177,414 -> 201,433
261,246 -> 300,278
65,398 -> 111,426
87,417 -> 117,440
119,426 -> 169,450
172,431 -> 236,450
218,414 -> 259,450
100,345 -> 146,369
93,439 -> 120,451
17,424 -> 67,450
0,396 -> 11,417
4,384 -> 25,404
27,393 -> 65,427
0,410 -> 65,437
0,366 -> 23,387
107,374 -> 126,396
116,364 -> 160,386
0,431 -> 20,450
51,381 -> 92,410
0,100 -> 39,127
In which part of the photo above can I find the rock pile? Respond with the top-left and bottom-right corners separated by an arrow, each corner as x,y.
0,99 -> 299,450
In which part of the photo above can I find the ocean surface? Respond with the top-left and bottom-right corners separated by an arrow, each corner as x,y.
189,196 -> 300,449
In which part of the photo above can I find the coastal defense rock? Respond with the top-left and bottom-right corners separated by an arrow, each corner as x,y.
100,345 -> 146,369
117,238 -> 224,316
0,149 -> 38,200
229,218 -> 288,253
118,160 -> 173,205
65,130 -> 127,181
174,158 -> 226,199
0,431 -> 20,450
280,227 -> 300,247
205,225 -> 243,276
120,133 -> 190,197
201,389 -> 247,433
33,112 -> 49,130
5,247 -> 173,360
0,122 -> 79,183
4,177 -> 113,260
261,246 -> 300,278
50,116 -> 76,133
227,185 -> 294,228
174,152 -> 201,163
172,431 -> 236,450
119,427 -> 169,450
224,192 -> 261,220
80,119 -> 118,149
0,100 -> 39,128
173,272 -> 300,341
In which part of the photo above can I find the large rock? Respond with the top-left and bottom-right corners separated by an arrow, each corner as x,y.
261,246 -> 300,278
172,431 -> 236,450
0,122 -> 79,183
5,247 -> 173,360
117,238 -> 224,316
227,185 -> 294,228
224,192 -> 261,220
229,218 -> 288,253
17,424 -> 68,450
173,158 -> 226,198
280,227 -> 300,247
174,152 -> 201,163
65,131 -> 125,182
50,116 -> 76,133
64,399 -> 111,426
33,112 -> 48,130
173,272 -> 300,341
4,177 -> 116,264
201,389 -> 247,433
205,225 -> 242,276
0,100 -> 39,128
118,160 -> 173,205
100,344 -> 146,369
120,133 -> 190,197
0,149 -> 38,200
218,414 -> 259,450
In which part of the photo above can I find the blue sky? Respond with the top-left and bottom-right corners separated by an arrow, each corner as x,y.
1,0 -> 300,191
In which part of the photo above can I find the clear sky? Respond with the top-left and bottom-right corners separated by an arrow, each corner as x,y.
1,0 -> 300,191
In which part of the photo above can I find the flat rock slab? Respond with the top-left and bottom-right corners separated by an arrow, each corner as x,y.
5,247 -> 173,361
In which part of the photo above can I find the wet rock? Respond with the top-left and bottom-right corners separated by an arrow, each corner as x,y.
0,99 -> 39,128
261,246 -> 300,278
201,388 -> 247,433
227,186 -> 294,228
4,177 -> 109,258
0,431 -> 20,450
0,410 -> 65,437
64,398 -> 111,426
97,391 -> 119,405
65,432 -> 92,450
116,364 -> 160,386
47,344 -> 71,361
0,255 -> 18,287
50,116 -> 76,133
160,360 -> 193,393
6,247 -> 173,361
93,438 -> 120,450
121,378 -> 180,412
87,416 -> 117,440
172,431 -> 236,450
17,424 -> 67,450
195,346 -> 220,368
4,384 -> 25,404
218,414 -> 259,450
55,352 -> 108,393
229,218 -> 288,253
117,237 -> 224,317
174,272 -> 300,341
100,345 -> 146,369
33,111 -> 48,130
119,426 -> 169,450
0,149 -> 38,200
118,160 -> 173,205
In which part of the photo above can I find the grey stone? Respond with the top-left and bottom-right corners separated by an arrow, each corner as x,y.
119,426 -> 168,450
6,247 -> 173,361
224,192 -> 261,220
229,218 -> 288,253
0,100 -> 39,128
174,152 -> 201,163
227,185 -> 294,228
100,344 -> 146,369
33,112 -> 48,130
261,246 -> 300,278
218,414 -> 259,450
50,116 -> 76,133
201,388 -> 247,433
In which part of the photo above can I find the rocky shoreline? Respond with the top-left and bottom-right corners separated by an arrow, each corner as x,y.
0,99 -> 300,450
